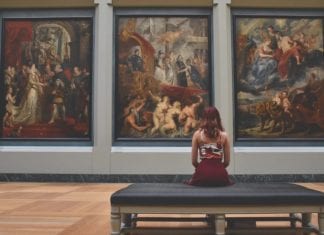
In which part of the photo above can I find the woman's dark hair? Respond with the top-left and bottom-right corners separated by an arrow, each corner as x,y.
200,106 -> 224,138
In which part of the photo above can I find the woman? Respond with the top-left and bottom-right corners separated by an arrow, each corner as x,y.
251,38 -> 278,87
187,106 -> 232,186
13,64 -> 45,125
154,50 -> 166,82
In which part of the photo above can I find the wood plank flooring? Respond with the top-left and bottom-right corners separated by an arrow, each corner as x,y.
0,182 -> 322,235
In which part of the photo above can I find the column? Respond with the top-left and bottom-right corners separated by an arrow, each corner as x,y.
213,0 -> 234,172
92,0 -> 111,173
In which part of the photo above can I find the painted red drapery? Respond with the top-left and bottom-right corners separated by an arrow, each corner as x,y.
4,21 -> 33,67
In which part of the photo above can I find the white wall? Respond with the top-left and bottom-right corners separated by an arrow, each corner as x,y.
0,0 -> 323,176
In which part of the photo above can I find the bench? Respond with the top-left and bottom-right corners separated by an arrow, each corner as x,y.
110,182 -> 324,235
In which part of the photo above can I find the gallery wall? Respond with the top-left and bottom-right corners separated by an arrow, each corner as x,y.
0,0 -> 323,178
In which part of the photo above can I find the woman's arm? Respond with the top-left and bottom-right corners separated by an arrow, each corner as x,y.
191,131 -> 199,168
222,132 -> 231,168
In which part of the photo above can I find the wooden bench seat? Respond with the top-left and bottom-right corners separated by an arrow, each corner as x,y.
110,182 -> 324,235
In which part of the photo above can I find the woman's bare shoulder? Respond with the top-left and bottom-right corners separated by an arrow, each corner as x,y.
193,129 -> 202,139
220,131 -> 228,137
218,131 -> 228,140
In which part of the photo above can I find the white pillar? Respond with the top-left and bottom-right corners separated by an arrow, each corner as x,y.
92,0 -> 111,173
213,0 -> 234,173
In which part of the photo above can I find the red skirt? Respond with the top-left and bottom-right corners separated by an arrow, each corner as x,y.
187,158 -> 232,187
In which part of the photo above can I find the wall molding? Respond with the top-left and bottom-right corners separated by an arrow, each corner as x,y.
0,0 -> 95,8
0,146 -> 93,153
231,0 -> 324,8
0,174 -> 323,183
112,0 -> 213,7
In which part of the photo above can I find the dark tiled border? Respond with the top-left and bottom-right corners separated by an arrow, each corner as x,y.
0,174 -> 323,183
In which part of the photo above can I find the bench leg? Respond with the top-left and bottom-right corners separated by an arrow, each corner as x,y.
111,206 -> 121,235
206,214 -> 215,228
319,213 -> 324,235
131,213 -> 138,228
214,214 -> 225,235
289,213 -> 297,228
121,213 -> 132,228
301,213 -> 312,227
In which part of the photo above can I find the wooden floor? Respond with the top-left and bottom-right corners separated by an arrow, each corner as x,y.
0,182 -> 322,235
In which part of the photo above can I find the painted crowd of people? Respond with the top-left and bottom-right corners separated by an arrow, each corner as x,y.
246,24 -> 321,91
127,48 -> 208,90
3,62 -> 90,130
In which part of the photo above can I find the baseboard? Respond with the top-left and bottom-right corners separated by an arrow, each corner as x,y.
0,174 -> 323,183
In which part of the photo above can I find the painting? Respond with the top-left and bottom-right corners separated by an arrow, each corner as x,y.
114,9 -> 213,145
0,16 -> 93,142
232,9 -> 324,145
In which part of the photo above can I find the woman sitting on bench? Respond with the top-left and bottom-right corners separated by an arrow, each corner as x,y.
187,106 -> 233,186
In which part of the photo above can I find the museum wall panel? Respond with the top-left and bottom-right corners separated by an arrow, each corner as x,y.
0,0 -> 322,179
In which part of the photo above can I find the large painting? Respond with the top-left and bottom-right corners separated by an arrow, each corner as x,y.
114,9 -> 213,145
1,16 -> 93,142
233,9 -> 324,146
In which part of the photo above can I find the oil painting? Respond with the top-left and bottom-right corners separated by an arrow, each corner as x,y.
1,18 -> 93,141
233,10 -> 324,145
114,9 -> 212,144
